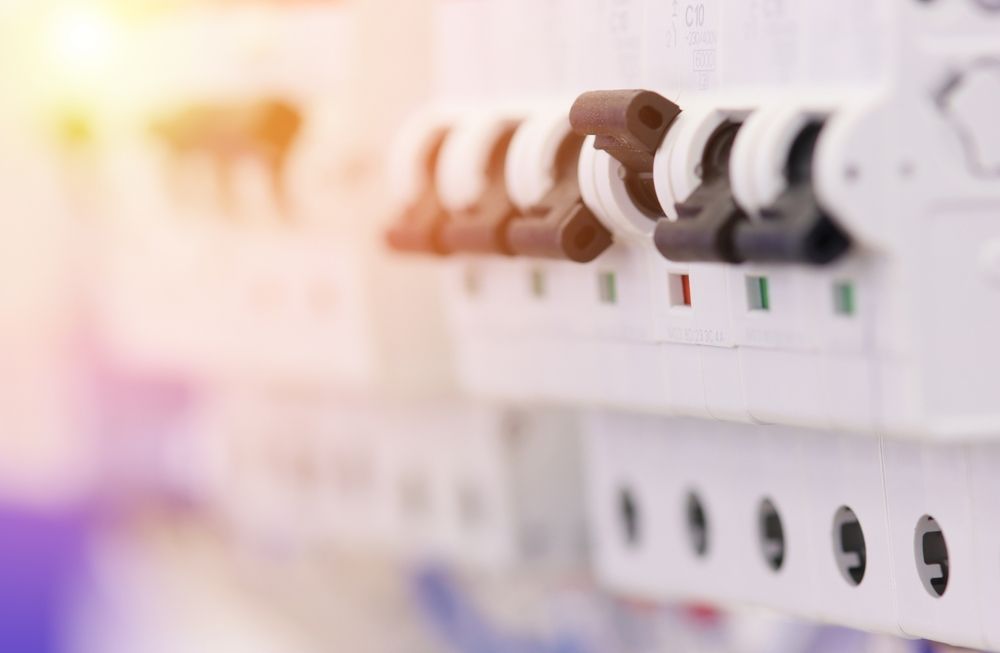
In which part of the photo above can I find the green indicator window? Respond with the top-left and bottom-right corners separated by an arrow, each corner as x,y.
746,275 -> 770,311
598,271 -> 618,305
464,266 -> 480,297
530,268 -> 546,299
833,281 -> 856,316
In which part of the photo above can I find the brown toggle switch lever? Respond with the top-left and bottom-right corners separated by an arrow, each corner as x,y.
152,99 -> 303,217
439,123 -> 521,255
569,90 -> 682,219
386,128 -> 452,255
506,132 -> 613,263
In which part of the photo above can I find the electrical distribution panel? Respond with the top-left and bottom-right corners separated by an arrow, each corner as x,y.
380,0 -> 1000,649
4,0 -> 1000,652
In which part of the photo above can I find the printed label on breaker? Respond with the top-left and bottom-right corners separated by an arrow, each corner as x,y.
644,0 -> 720,94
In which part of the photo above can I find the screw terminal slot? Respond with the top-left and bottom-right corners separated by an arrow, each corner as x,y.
833,506 -> 867,586
758,498 -> 786,572
685,491 -> 709,557
915,515 -> 950,597
618,486 -> 641,547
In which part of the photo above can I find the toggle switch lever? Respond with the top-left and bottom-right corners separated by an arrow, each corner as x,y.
152,99 -> 303,217
733,122 -> 851,265
439,123 -> 521,255
386,128 -> 452,255
506,132 -> 612,263
569,90 -> 681,218
654,121 -> 746,263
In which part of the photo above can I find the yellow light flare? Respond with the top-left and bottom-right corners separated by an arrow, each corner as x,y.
47,4 -> 119,82
24,3 -> 141,135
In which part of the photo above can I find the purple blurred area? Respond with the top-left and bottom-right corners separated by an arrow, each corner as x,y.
0,504 -> 93,653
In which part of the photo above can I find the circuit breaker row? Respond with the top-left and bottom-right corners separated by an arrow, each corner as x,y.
199,389 -> 1000,651
383,80 -> 1000,441
204,393 -> 585,573
389,90 -> 848,267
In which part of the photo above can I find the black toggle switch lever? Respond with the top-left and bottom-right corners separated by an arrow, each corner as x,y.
439,123 -> 522,255
569,90 -> 682,219
386,128 -> 452,255
654,121 -> 746,263
506,132 -> 613,263
732,122 -> 851,265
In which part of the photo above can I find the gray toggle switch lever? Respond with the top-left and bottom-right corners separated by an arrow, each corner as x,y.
732,122 -> 851,265
654,121 -> 746,263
